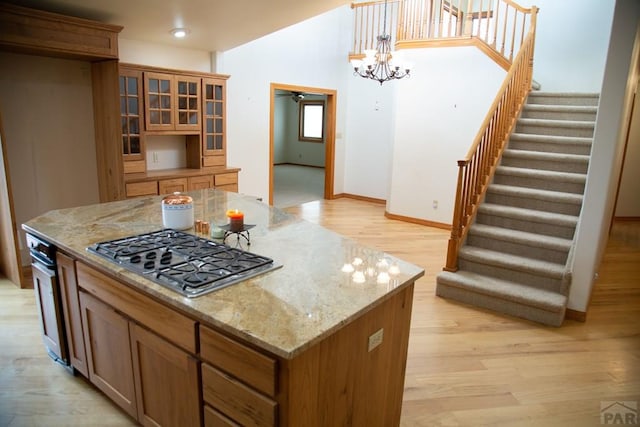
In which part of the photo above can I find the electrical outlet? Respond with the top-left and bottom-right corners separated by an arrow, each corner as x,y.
433,200 -> 438,209
152,152 -> 159,163
368,328 -> 383,352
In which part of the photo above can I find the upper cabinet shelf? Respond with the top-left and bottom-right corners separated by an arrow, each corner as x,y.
0,3 -> 122,60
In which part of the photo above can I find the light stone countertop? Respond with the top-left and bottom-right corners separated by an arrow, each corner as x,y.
23,189 -> 425,359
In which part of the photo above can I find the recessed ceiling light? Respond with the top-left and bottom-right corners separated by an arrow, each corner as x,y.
170,28 -> 189,38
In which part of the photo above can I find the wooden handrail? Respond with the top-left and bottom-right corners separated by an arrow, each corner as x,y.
350,0 -> 536,69
444,5 -> 538,271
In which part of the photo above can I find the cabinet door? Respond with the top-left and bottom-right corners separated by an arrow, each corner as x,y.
175,76 -> 201,131
202,78 -> 226,159
32,261 -> 66,362
119,67 -> 145,162
56,252 -> 88,376
158,178 -> 188,195
79,291 -> 137,419
145,72 -> 174,131
130,323 -> 201,427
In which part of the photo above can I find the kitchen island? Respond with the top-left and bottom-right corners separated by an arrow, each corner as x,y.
23,189 -> 424,426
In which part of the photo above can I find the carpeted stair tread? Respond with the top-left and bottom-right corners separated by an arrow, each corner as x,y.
517,118 -> 595,129
437,270 -> 568,312
487,184 -> 583,205
523,104 -> 598,114
468,224 -> 573,252
510,133 -> 593,145
495,166 -> 586,183
503,149 -> 590,164
459,246 -> 566,279
478,203 -> 579,227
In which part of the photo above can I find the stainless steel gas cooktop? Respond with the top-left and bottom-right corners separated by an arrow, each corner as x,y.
88,229 -> 281,297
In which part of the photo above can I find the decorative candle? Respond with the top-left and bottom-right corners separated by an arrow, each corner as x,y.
226,209 -> 244,232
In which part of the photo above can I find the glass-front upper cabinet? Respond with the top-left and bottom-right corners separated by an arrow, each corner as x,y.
144,72 -> 174,131
119,68 -> 144,161
176,76 -> 201,131
202,78 -> 226,163
144,73 -> 201,132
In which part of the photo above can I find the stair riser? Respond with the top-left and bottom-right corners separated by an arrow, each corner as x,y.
466,235 -> 570,264
508,140 -> 592,156
476,212 -> 577,239
435,282 -> 565,326
458,257 -> 565,293
526,95 -> 599,107
484,192 -> 583,216
521,109 -> 597,121
500,156 -> 589,174
493,173 -> 585,195
516,122 -> 595,138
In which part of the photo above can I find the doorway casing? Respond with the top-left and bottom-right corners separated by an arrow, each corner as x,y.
269,83 -> 336,205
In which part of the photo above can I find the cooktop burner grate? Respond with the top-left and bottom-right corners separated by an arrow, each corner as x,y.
88,229 -> 281,297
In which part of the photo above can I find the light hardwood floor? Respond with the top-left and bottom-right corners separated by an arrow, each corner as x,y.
1,198 -> 638,426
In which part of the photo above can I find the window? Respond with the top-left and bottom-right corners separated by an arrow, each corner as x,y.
299,100 -> 325,142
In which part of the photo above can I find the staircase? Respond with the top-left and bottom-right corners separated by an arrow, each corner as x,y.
436,92 -> 599,327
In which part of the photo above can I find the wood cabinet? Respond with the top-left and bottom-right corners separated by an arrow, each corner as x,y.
130,323 -> 201,427
202,78 -> 226,161
119,68 -> 145,169
77,262 -> 200,426
125,181 -> 158,198
158,177 -> 188,194
188,174 -> 214,190
56,252 -> 88,376
80,290 -> 137,418
32,261 -> 66,362
144,72 -> 201,132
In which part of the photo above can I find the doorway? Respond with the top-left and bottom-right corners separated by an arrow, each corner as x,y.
269,83 -> 336,206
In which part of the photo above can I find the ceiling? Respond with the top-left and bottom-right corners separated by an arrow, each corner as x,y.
6,0 -> 352,52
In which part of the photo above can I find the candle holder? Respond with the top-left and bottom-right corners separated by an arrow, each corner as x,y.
219,224 -> 255,246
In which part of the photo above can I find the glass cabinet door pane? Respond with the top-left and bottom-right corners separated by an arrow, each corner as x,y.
123,137 -> 129,154
150,111 -> 160,124
178,97 -> 187,110
149,78 -> 159,93
149,94 -> 159,109
128,98 -> 138,115
214,102 -> 222,116
189,113 -> 197,125
121,117 -> 127,133
128,78 -> 138,95
178,81 -> 187,94
119,76 -> 125,94
120,98 -> 126,113
206,85 -> 213,99
215,85 -> 222,99
130,137 -> 140,154
215,118 -> 223,132
206,135 -> 214,150
206,102 -> 213,115
160,79 -> 171,93
179,112 -> 187,124
161,111 -> 171,124
189,98 -> 198,109
206,119 -> 213,133
161,95 -> 171,109
189,82 -> 197,95
215,135 -> 223,150
129,118 -> 139,134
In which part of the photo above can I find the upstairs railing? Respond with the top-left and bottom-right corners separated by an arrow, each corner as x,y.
350,0 -> 536,69
444,6 -> 537,271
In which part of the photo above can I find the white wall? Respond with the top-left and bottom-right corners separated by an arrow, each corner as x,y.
517,0 -> 615,92
273,96 -> 287,164
0,53 -> 99,264
387,47 -> 505,223
283,95 -> 326,167
569,0 -> 640,312
221,6 -> 353,201
119,38 -> 212,72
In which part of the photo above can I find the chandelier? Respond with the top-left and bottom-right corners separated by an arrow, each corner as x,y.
351,0 -> 411,85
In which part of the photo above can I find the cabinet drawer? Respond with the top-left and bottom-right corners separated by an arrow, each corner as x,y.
215,183 -> 237,193
126,181 -> 158,198
214,173 -> 237,186
76,262 -> 197,353
159,178 -> 188,195
200,325 -> 277,397
188,175 -> 213,190
204,405 -> 240,427
203,156 -> 225,167
202,364 -> 277,427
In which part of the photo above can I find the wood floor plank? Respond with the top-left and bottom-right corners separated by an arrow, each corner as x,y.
1,198 -> 638,426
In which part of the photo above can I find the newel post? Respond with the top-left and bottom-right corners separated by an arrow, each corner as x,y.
444,160 -> 468,272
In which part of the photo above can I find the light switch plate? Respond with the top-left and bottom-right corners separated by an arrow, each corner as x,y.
368,328 -> 384,352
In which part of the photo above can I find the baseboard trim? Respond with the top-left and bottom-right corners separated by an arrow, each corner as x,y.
565,308 -> 586,322
384,211 -> 452,230
333,193 -> 386,205
613,216 -> 640,221
21,264 -> 33,289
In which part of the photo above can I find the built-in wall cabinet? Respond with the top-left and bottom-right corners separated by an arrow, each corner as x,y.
114,64 -> 237,199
